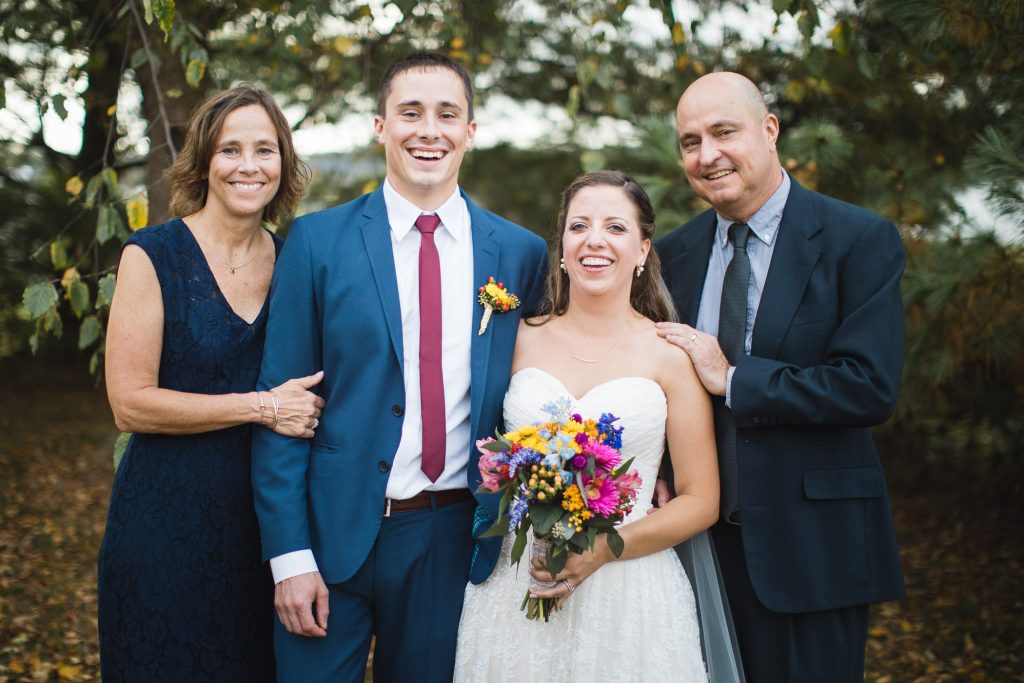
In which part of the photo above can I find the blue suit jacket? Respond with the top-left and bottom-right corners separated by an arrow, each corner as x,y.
656,178 -> 906,613
252,187 -> 547,585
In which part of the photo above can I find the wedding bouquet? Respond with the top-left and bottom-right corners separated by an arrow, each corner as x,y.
476,397 -> 642,621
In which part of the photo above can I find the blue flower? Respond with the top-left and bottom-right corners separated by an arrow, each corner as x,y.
508,491 -> 529,531
597,412 -> 624,449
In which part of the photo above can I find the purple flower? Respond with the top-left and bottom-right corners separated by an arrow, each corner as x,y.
572,454 -> 587,469
571,413 -> 583,424
575,432 -> 589,446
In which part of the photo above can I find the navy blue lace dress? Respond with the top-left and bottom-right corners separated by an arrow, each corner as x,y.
97,219 -> 280,682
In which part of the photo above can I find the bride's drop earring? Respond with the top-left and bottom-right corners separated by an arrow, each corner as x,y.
560,258 -> 567,272
636,263 -> 645,278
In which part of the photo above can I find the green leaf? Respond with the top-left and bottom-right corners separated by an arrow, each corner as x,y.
0,80 -> 5,109
546,544 -> 567,575
97,274 -> 117,309
130,48 -> 148,69
857,51 -> 878,80
89,348 -> 101,374
509,526 -> 528,566
772,0 -> 793,15
41,309 -> 63,337
97,204 -> 126,245
607,529 -> 625,557
185,59 -> 206,88
50,240 -> 68,271
52,93 -> 68,120
805,46 -> 826,76
101,167 -> 121,201
142,0 -> 153,24
587,525 -> 597,549
84,173 -> 103,208
482,440 -> 510,452
79,315 -> 101,349
68,279 -> 91,318
154,0 -> 175,40
530,502 -> 563,536
113,432 -> 131,471
23,283 -> 58,319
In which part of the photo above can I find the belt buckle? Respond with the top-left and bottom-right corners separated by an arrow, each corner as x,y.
384,498 -> 392,518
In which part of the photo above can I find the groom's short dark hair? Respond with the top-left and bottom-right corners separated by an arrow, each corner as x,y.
377,52 -> 475,121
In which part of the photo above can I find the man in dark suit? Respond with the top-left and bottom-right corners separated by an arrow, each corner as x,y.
252,53 -> 547,682
655,72 -> 906,682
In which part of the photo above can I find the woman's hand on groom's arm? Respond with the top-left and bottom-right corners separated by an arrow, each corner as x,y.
275,571 -> 330,637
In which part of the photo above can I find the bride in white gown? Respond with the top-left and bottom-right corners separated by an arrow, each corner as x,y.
455,171 -> 740,682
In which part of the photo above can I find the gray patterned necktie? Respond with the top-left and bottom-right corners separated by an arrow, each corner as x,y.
715,222 -> 751,522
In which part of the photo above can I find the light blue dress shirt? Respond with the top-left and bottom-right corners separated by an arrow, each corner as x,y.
695,169 -> 791,405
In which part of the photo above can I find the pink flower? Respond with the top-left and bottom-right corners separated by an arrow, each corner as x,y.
582,475 -> 620,517
476,439 -> 505,492
584,440 -> 621,473
616,470 -> 642,499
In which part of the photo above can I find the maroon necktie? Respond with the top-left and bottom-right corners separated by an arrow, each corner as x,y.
415,214 -> 446,482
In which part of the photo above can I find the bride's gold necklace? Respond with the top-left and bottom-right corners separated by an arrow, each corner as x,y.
565,327 -> 628,364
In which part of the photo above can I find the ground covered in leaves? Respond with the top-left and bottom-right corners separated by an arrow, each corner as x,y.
0,360 -> 1021,682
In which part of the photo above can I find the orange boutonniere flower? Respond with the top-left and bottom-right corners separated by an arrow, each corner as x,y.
477,277 -> 520,335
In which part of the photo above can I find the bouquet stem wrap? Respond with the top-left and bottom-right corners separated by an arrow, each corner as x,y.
523,536 -> 559,621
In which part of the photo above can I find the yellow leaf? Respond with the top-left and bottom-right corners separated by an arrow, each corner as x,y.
107,103 -> 117,116
61,267 -> 81,291
868,626 -> 886,638
899,619 -> 913,633
333,36 -> 354,53
450,37 -> 464,49
692,59 -> 706,76
361,179 -> 379,195
672,22 -> 685,45
9,659 -> 25,673
57,663 -> 81,679
65,175 -> 84,196
126,195 -> 149,231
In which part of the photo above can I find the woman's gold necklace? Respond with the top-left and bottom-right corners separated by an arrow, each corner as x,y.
195,233 -> 261,274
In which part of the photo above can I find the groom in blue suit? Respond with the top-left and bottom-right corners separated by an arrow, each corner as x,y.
252,53 -> 546,682
656,73 -> 905,682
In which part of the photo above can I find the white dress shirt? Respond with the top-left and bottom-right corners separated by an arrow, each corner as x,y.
270,179 -> 475,583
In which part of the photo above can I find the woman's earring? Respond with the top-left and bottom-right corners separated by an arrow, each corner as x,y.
560,257 -> 567,272
636,264 -> 645,278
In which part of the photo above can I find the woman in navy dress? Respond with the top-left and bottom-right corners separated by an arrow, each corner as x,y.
97,84 -> 323,682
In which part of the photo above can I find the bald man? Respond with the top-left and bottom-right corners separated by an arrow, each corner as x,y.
655,73 -> 906,682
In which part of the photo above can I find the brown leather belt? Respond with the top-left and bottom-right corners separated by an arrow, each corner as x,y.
384,488 -> 474,517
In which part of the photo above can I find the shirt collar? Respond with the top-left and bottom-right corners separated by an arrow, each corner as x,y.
383,178 -> 466,242
715,168 -> 791,247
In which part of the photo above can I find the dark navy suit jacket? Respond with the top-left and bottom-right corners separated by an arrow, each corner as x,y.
252,186 -> 547,587
656,177 -> 906,613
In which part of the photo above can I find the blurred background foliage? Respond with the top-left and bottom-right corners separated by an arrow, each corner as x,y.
1,0 -> 1023,454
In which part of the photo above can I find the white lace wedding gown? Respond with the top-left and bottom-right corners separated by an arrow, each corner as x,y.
454,367 -> 708,682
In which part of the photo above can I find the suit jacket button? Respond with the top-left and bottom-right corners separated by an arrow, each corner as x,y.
378,460 -> 390,473
392,404 -> 404,417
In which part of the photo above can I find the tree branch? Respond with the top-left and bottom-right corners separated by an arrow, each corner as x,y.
129,0 -> 177,161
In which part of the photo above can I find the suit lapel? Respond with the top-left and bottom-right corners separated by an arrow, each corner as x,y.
751,180 -> 822,358
359,188 -> 404,368
663,212 -> 716,324
466,195 -> 499,440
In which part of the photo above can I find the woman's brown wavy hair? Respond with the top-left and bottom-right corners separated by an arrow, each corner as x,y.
166,83 -> 310,224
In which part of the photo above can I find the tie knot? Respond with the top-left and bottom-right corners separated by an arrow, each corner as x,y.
415,213 -> 441,235
728,222 -> 750,250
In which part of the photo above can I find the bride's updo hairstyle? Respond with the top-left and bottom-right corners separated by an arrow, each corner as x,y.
533,170 -> 678,324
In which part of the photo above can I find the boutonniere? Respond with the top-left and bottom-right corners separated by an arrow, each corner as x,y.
477,277 -> 520,335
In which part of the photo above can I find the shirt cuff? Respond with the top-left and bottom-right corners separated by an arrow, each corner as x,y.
725,366 -> 736,409
269,549 -> 319,584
